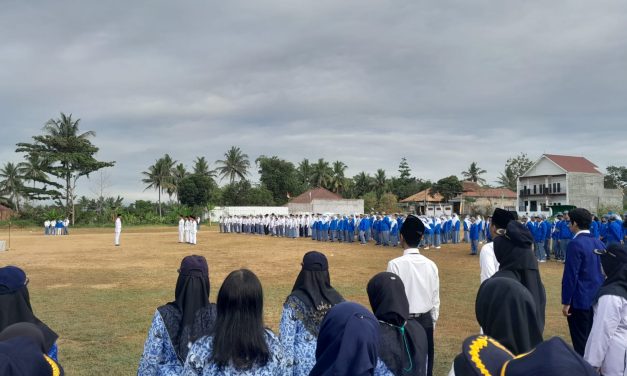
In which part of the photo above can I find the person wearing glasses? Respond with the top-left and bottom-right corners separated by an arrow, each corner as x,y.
584,244 -> 627,376
0,266 -> 59,361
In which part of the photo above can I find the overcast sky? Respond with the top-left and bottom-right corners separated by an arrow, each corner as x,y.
1,0 -> 626,202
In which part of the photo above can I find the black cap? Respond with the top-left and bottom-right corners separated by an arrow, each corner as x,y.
178,255 -> 208,277
302,251 -> 329,271
400,215 -> 425,244
0,266 -> 27,294
492,208 -> 516,229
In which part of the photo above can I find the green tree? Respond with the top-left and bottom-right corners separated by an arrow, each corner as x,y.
462,162 -> 487,184
430,175 -> 463,202
178,175 -> 217,207
329,161 -> 348,194
192,156 -> 216,179
256,156 -> 302,205
220,180 -> 253,206
18,154 -> 48,191
215,146 -> 250,183
15,113 -> 115,222
398,157 -> 411,179
373,169 -> 387,200
142,155 -> 176,218
377,192 -> 400,213
604,165 -> 627,189
172,163 -> 189,202
362,191 -> 378,213
311,158 -> 333,189
353,172 -> 373,198
497,153 -> 533,191
297,158 -> 313,189
0,162 -> 24,212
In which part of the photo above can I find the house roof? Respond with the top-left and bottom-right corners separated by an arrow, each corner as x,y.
463,187 -> 517,199
462,181 -> 482,192
543,154 -> 601,174
289,187 -> 342,204
400,189 -> 444,203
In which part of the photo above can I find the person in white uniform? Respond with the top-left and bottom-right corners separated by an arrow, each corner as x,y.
189,217 -> 197,245
584,244 -> 627,376
178,215 -> 185,243
480,209 -> 518,283
114,214 -> 122,246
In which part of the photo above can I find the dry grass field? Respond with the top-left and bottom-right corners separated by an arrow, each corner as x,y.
0,226 -> 570,375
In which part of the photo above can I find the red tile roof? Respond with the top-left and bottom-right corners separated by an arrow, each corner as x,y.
289,187 -> 342,204
544,154 -> 601,174
463,188 -> 517,199
400,189 -> 444,203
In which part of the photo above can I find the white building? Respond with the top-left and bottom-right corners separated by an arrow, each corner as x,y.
517,154 -> 623,214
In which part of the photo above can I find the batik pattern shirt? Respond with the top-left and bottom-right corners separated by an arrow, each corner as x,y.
182,329 -> 291,376
138,310 -> 182,376
279,295 -> 328,376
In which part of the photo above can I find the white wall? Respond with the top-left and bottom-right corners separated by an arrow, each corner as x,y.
523,157 -> 565,177
207,206 -> 289,221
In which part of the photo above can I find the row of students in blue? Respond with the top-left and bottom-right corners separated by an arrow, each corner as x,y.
138,252 -> 428,376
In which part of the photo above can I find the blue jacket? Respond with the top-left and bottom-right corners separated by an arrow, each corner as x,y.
359,218 -> 371,231
533,222 -> 545,242
607,221 -> 623,244
544,221 -> 552,239
558,220 -> 573,239
463,220 -> 468,231
330,219 -> 338,231
379,217 -> 391,232
590,221 -> 599,239
454,220 -> 460,231
561,233 -> 605,309
469,223 -> 479,240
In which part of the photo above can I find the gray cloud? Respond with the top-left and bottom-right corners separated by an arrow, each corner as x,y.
1,0 -> 626,203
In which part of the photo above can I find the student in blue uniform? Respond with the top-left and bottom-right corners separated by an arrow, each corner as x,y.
347,216 -> 355,243
606,214 -> 624,246
558,212 -> 574,262
329,217 -> 338,242
533,215 -> 546,263
359,215 -> 372,244
469,218 -> 479,255
380,215 -> 391,246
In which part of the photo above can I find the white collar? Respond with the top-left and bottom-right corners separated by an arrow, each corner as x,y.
403,248 -> 420,256
574,229 -> 590,238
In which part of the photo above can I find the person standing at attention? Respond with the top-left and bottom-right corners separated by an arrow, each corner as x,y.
114,214 -> 122,246
387,215 -> 439,376
561,208 -> 605,356
178,215 -> 185,243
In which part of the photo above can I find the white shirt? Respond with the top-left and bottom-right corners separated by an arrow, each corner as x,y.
179,218 -> 185,230
479,242 -> 499,283
387,248 -> 440,322
114,218 -> 122,232
585,295 -> 627,376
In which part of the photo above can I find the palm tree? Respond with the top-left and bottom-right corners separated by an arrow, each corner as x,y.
0,162 -> 24,212
297,158 -> 313,188
192,156 -> 216,179
462,162 -> 487,184
18,154 -> 48,189
215,146 -> 250,183
142,157 -> 175,218
373,169 -> 387,200
329,161 -> 347,193
311,158 -> 333,189
353,171 -> 372,197
497,166 -> 517,191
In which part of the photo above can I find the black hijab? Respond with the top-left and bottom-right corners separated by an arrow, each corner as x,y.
157,255 -> 215,362
596,243 -> 627,303
0,266 -> 59,352
476,277 -> 543,355
492,220 -> 546,331
367,272 -> 427,376
290,251 -> 344,310
310,301 -> 379,376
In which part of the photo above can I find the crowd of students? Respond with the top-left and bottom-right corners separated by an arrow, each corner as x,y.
43,219 -> 69,236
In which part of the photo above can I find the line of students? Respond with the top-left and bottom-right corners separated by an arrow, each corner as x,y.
43,219 -> 69,236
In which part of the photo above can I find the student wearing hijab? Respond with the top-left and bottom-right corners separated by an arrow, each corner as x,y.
0,265 -> 59,361
0,322 -> 64,376
183,269 -> 290,375
367,272 -> 428,376
476,277 -> 543,355
584,244 -> 627,376
310,301 -> 379,376
492,220 -> 547,331
279,251 -> 344,376
138,255 -> 216,376
450,335 -> 596,376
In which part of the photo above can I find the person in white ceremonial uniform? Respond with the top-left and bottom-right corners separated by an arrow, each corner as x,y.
114,214 -> 122,246
184,217 -> 191,243
178,215 -> 185,243
189,217 -> 197,245
387,214 -> 439,376
479,209 -> 518,283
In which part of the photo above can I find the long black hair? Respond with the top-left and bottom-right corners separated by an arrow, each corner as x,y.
210,269 -> 269,370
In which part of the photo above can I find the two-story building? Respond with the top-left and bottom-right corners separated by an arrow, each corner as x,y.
517,154 -> 623,214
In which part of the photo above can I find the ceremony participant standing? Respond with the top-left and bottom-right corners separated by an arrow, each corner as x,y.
368,272 -> 428,376
387,215 -> 439,376
182,269 -> 290,375
44,219 -> 50,235
469,218 -> 479,255
138,255 -> 216,375
561,208 -> 605,356
480,209 -> 516,283
279,251 -> 344,376
114,214 -> 122,246
309,302 -> 379,376
189,217 -> 197,245
558,211 -> 574,261
585,244 -> 627,376
178,216 -> 185,243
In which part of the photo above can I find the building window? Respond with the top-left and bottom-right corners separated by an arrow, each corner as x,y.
552,183 -> 556,192
533,185 -> 537,194
557,183 -> 561,193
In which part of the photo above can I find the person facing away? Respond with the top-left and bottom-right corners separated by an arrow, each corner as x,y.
387,214 -> 439,376
279,251 -> 344,376
183,269 -> 291,375
491,219 -> 547,332
0,322 -> 64,376
584,244 -> 627,376
479,209 -> 517,283
561,208 -> 605,357
114,214 -> 122,246
0,266 -> 60,361
475,277 -> 543,355
138,255 -> 216,376
309,301 -> 380,376
178,216 -> 185,243
367,272 -> 428,376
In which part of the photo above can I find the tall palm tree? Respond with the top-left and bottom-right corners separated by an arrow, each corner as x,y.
497,166 -> 517,191
142,157 -> 175,218
18,154 -> 48,189
353,171 -> 372,198
193,156 -> 215,178
297,158 -> 313,188
0,162 -> 24,212
311,158 -> 333,189
462,162 -> 487,184
329,161 -> 347,194
215,146 -> 250,183
373,169 -> 387,200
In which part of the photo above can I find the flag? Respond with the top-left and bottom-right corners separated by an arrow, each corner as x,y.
286,192 -> 291,199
